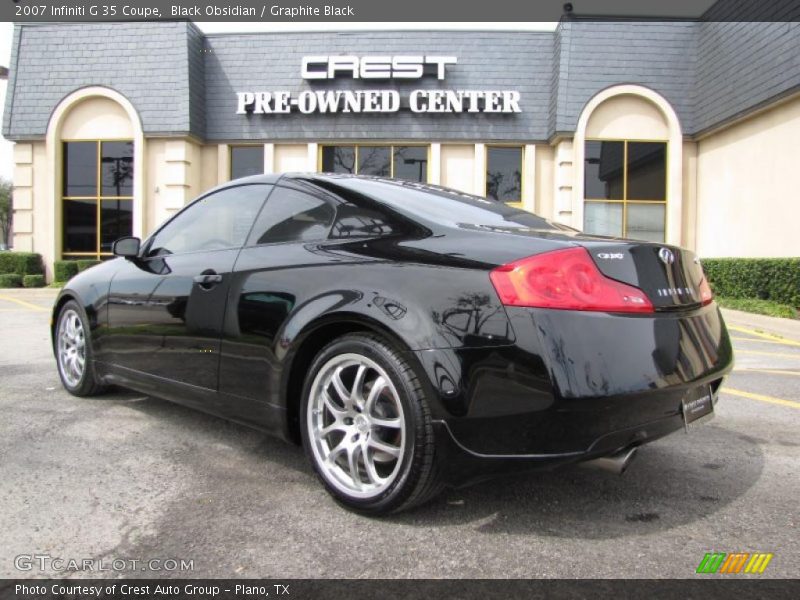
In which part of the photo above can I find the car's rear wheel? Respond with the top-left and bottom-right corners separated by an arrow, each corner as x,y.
55,300 -> 106,396
301,333 -> 441,514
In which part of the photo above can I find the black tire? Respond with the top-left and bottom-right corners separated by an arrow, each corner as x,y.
54,299 -> 107,397
300,333 -> 443,515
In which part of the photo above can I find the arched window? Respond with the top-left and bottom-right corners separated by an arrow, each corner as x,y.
47,87 -> 143,262
574,85 -> 683,245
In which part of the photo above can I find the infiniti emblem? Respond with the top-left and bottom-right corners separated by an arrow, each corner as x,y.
658,247 -> 675,264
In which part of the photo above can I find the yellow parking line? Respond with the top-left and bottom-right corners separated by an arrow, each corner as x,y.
734,368 -> 800,377
727,325 -> 800,347
731,336 -> 800,346
722,387 -> 800,410
735,349 -> 800,359
0,294 -> 48,312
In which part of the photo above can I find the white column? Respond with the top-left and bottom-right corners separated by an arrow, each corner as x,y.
217,144 -> 229,184
307,143 -> 319,171
555,139 -> 575,227
429,143 -> 441,185
522,144 -> 536,212
665,139 -> 684,246
473,143 -> 486,196
263,143 -> 275,174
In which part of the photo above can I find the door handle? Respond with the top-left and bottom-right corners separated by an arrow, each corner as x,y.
193,271 -> 223,289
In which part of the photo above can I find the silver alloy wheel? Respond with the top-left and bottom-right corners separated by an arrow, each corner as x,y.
57,309 -> 86,388
307,353 -> 406,499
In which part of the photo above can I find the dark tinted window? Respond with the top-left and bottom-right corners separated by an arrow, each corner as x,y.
321,146 -> 356,173
392,146 -> 428,182
585,141 -> 624,199
63,142 -> 97,196
330,204 -> 397,239
101,141 -> 134,196
627,142 -> 666,200
63,199 -> 97,252
486,147 -> 522,202
231,146 -> 264,180
100,200 -> 133,253
148,185 -> 270,256
248,187 -> 335,245
358,146 -> 391,176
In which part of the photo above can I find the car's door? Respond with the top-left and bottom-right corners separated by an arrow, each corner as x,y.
104,184 -> 272,393
218,181 -> 340,426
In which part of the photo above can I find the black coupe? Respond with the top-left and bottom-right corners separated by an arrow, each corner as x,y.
52,174 -> 733,514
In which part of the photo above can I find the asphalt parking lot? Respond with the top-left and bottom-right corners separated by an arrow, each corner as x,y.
0,289 -> 798,579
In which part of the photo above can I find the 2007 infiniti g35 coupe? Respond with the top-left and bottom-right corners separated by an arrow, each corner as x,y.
53,174 -> 733,514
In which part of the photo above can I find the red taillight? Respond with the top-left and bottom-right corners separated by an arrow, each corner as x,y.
489,247 -> 654,313
699,277 -> 713,305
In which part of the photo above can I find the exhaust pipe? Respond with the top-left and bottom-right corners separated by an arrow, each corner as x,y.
582,447 -> 637,475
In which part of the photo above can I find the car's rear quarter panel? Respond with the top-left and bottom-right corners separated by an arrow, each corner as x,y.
219,241 -> 514,424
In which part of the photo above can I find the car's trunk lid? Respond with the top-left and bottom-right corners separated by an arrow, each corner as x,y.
578,241 -> 707,310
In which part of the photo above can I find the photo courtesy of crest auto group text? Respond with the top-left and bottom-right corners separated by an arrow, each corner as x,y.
0,0 -> 799,596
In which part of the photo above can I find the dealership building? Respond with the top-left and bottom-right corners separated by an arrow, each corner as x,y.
2,16 -> 799,278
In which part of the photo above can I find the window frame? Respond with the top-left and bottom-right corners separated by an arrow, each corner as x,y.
318,144 -> 431,182
583,137 -> 668,241
61,138 -> 134,260
485,144 -> 525,206
229,144 -> 266,181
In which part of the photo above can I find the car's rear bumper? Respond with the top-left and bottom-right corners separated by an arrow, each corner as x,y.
412,303 -> 733,484
431,391 -> 720,486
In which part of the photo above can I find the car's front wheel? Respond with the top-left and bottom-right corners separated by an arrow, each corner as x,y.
55,300 -> 106,397
301,333 -> 442,514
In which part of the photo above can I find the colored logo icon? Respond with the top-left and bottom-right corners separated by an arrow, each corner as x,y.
696,552 -> 773,574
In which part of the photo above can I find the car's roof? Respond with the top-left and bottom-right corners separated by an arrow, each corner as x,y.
228,172 -> 576,233
225,173 -> 284,186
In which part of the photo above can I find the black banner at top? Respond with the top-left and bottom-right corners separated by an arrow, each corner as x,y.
3,0 -> 800,22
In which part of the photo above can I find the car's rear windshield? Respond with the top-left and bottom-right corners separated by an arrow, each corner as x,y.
313,176 -> 565,231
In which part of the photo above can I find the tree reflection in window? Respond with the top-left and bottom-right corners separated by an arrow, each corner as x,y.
321,145 -> 428,182
486,147 -> 522,202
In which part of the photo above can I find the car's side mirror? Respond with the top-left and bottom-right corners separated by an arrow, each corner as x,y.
112,236 -> 141,259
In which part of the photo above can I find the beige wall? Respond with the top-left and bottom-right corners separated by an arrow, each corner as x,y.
681,141 -> 698,252
60,97 -> 134,140
534,144 -> 555,218
440,144 -> 475,193
143,138 -> 216,234
585,94 -> 670,139
11,142 -> 49,276
695,95 -> 800,257
274,144 -> 310,172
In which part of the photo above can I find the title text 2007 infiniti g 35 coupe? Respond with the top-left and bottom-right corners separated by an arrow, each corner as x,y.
52,174 -> 733,514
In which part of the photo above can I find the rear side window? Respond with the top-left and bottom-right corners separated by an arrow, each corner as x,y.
330,204 -> 397,239
247,187 -> 335,245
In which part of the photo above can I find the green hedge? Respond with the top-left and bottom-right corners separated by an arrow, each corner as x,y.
702,258 -> 800,307
0,273 -> 23,288
54,260 -> 79,283
0,252 -> 44,276
76,259 -> 101,272
22,274 -> 46,288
